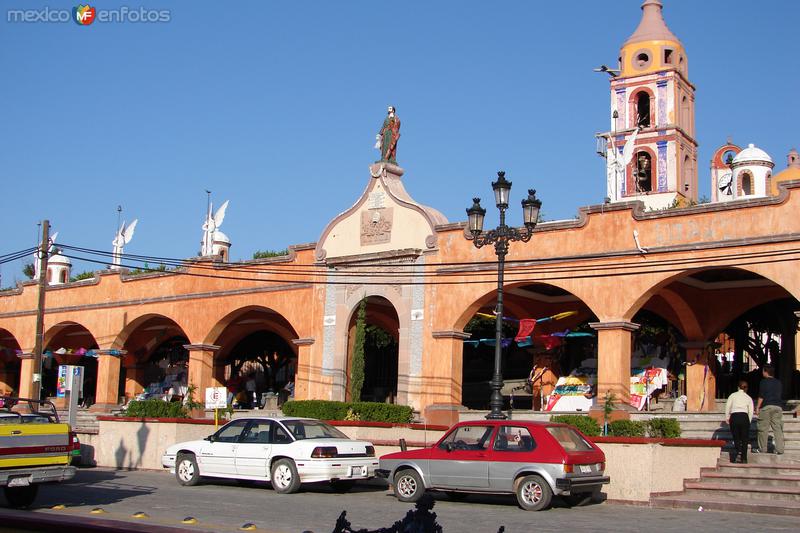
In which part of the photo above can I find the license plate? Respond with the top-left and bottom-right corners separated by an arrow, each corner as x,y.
350,466 -> 363,477
8,476 -> 32,487
579,465 -> 592,474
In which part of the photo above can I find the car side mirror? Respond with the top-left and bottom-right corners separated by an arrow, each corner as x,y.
205,435 -> 216,442
444,442 -> 453,452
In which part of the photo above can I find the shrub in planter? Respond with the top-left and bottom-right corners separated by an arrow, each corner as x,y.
549,414 -> 601,437
647,417 -> 681,438
281,400 -> 413,424
607,419 -> 646,437
123,399 -> 188,418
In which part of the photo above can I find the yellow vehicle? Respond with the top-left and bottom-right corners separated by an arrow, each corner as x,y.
0,396 -> 76,508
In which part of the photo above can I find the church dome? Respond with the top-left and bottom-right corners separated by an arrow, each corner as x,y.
620,0 -> 686,78
771,148 -> 800,195
212,230 -> 230,244
732,144 -> 773,166
48,252 -> 72,267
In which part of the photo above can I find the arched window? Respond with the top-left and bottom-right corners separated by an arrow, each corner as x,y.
636,92 -> 651,128
60,270 -> 67,284
634,152 -> 652,193
219,249 -> 226,261
741,172 -> 753,196
683,155 -> 692,192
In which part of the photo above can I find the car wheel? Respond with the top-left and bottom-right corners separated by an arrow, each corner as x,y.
515,475 -> 552,511
271,459 -> 301,494
175,453 -> 201,486
393,469 -> 424,503
4,485 -> 39,509
329,480 -> 356,493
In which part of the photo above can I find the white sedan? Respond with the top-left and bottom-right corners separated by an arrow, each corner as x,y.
161,417 -> 378,493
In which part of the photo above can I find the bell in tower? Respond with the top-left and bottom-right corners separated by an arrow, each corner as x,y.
599,0 -> 698,210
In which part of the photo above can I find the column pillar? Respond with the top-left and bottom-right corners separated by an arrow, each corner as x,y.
91,350 -> 126,412
124,364 -> 145,401
423,331 -> 470,426
291,338 -> 315,402
184,344 -> 219,417
683,341 -> 715,412
17,353 -> 35,399
589,321 -> 640,407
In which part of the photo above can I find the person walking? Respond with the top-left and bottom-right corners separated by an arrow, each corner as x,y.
754,365 -> 784,454
725,380 -> 754,463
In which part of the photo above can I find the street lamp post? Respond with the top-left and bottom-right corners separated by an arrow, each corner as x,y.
466,171 -> 542,420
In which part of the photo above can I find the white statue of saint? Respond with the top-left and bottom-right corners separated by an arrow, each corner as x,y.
111,219 -> 138,269
607,126 -> 639,201
201,200 -> 229,256
33,231 -> 58,281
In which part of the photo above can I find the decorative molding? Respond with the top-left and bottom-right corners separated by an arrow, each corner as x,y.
589,321 -> 640,332
0,283 -> 312,319
410,309 -> 424,321
323,315 -> 336,326
183,344 -> 220,352
16,352 -> 34,360
432,330 -> 472,340
292,338 -> 315,346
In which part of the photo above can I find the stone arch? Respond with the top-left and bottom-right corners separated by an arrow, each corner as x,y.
0,328 -> 22,395
42,321 -> 99,403
340,286 -> 410,405
203,305 -> 299,349
111,313 -> 190,351
204,306 -> 301,407
623,266 -> 798,324
454,280 -> 600,411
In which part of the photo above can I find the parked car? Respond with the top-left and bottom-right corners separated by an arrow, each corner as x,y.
162,417 -> 378,493
377,420 -> 609,511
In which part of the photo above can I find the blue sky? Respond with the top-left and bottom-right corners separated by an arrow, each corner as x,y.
1,0 -> 798,283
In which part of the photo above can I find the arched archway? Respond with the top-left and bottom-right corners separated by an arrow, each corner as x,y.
625,267 -> 799,407
458,282 -> 598,411
0,329 -> 22,395
346,296 -> 399,403
114,315 -> 190,403
208,307 -> 299,408
43,322 -> 99,405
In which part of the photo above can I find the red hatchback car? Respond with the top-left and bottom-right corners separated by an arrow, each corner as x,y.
377,420 -> 609,511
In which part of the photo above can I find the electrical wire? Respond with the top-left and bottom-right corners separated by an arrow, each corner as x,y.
58,249 -> 800,287
56,242 -> 800,280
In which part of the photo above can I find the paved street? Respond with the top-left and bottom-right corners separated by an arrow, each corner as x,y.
1,468 -> 798,532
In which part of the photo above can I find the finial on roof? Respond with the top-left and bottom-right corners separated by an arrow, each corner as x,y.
624,0 -> 681,46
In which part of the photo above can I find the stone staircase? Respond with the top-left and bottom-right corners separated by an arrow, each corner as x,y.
651,452 -> 800,516
631,411 -> 800,453
56,407 -> 99,432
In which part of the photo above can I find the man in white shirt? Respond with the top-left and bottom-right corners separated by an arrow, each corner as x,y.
725,380 -> 754,463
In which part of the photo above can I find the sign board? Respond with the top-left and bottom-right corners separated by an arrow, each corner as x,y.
205,387 -> 228,409
56,365 -> 84,398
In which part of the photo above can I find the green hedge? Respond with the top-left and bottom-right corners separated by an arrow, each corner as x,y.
123,399 -> 189,418
549,414 -> 601,436
281,400 -> 413,424
607,419 -> 646,437
647,417 -> 681,438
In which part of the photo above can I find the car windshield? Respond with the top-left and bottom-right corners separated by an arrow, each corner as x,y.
546,426 -> 594,452
281,420 -> 349,440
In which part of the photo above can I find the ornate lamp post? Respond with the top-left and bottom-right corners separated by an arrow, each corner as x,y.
466,171 -> 542,420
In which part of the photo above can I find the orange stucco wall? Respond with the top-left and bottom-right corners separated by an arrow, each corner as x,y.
2,183 -> 799,417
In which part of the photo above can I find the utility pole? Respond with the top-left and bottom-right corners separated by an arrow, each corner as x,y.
31,220 -> 50,401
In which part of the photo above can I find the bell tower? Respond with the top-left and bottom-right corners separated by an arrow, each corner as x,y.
601,0 -> 697,209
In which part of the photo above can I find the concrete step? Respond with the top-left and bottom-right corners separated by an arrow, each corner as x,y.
651,494 -> 800,517
683,482 -> 800,502
700,471 -> 800,488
